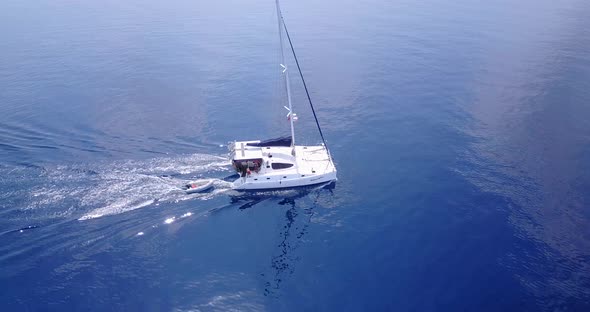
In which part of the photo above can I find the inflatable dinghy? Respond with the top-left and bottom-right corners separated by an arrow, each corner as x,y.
183,179 -> 214,194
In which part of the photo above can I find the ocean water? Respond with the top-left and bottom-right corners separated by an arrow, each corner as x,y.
1,0 -> 590,310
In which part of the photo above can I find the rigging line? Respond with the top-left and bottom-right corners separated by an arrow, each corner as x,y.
279,14 -> 332,159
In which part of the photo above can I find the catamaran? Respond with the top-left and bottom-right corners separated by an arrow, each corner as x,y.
229,0 -> 337,191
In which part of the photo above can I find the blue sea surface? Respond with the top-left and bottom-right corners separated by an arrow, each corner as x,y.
1,0 -> 590,310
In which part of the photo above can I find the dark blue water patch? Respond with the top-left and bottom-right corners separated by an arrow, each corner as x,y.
0,186 -> 336,310
1,225 -> 40,235
266,172 -> 537,311
0,142 -> 20,152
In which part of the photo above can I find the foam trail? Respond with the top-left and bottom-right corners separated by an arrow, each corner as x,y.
79,199 -> 156,221
5,153 -> 232,221
79,178 -> 233,220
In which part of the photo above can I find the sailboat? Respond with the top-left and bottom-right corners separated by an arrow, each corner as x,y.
229,0 -> 337,191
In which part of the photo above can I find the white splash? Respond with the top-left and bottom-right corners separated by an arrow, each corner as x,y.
14,153 -> 230,221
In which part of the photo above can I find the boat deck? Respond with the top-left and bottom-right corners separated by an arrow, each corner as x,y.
230,141 -> 337,190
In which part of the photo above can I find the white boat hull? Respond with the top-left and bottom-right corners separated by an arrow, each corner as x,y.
230,143 -> 337,191
232,170 -> 336,191
184,179 -> 214,194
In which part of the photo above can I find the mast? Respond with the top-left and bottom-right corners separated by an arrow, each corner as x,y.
276,0 -> 296,155
280,6 -> 333,162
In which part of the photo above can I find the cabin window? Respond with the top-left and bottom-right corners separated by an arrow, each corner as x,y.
271,163 -> 294,170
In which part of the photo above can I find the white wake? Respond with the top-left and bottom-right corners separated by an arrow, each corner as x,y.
19,153 -> 232,221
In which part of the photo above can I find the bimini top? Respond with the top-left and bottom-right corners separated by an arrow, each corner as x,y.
246,136 -> 292,147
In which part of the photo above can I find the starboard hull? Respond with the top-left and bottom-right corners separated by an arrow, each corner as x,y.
232,171 -> 337,191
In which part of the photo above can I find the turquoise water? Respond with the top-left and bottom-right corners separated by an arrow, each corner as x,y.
1,0 -> 589,310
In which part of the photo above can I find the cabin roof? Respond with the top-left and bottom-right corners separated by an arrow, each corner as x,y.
231,141 -> 295,161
